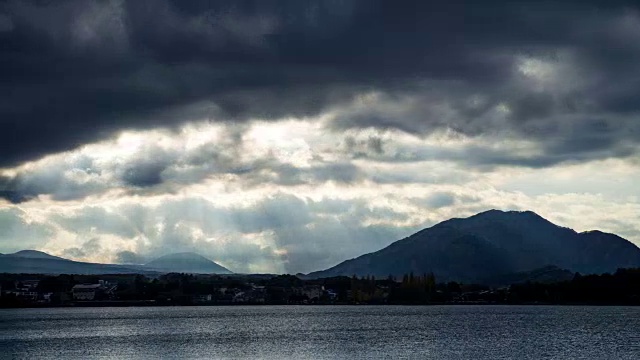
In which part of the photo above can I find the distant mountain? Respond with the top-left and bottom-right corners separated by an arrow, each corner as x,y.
144,252 -> 232,274
307,210 -> 640,282
3,250 -> 66,261
0,255 -> 150,275
0,250 -> 232,275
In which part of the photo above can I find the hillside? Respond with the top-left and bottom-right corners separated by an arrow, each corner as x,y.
0,251 -> 232,275
0,256 -> 150,275
3,250 -> 66,261
144,252 -> 232,274
307,210 -> 640,282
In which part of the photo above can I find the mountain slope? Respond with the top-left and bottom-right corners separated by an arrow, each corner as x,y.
0,250 -> 232,275
480,265 -> 576,287
3,250 -> 66,261
307,210 -> 640,282
144,252 -> 232,274
0,255 -> 151,275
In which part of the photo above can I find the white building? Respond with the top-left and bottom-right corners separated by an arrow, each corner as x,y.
72,284 -> 103,300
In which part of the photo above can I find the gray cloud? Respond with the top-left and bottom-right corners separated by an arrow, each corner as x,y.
0,123 -> 370,203
0,152 -> 108,203
2,0 -> 640,168
114,250 -> 145,265
62,238 -> 102,260
2,0 -> 640,274
424,192 -> 456,209
43,193 -> 419,273
0,208 -> 54,252
1,111 -> 636,205
52,206 -> 139,238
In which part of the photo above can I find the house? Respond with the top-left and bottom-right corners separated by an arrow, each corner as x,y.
72,281 -> 115,301
72,284 -> 103,300
11,280 -> 40,301
21,280 -> 40,290
10,290 -> 38,301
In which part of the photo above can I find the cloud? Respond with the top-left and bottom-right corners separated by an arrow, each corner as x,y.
130,193 -> 419,273
1,117 -> 638,205
0,208 -> 54,252
2,1 -> 640,168
114,250 -> 145,265
0,122 -> 357,203
62,238 -> 102,259
1,1 -> 640,275
7,192 -> 421,273
423,192 -> 456,209
2,169 -> 639,273
51,206 -> 138,238
0,13 -> 13,32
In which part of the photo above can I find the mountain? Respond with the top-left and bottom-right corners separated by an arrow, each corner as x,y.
3,250 -> 66,261
480,265 -> 576,287
144,252 -> 232,274
307,210 -> 640,282
0,254 -> 150,275
0,250 -> 232,275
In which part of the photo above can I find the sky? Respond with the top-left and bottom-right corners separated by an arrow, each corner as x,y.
1,0 -> 639,274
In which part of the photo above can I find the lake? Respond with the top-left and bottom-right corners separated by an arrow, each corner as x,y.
1,305 -> 639,359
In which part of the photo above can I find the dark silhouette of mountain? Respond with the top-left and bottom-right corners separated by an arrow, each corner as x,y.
480,265 -> 576,287
0,250 -> 232,275
3,250 -> 65,261
307,210 -> 640,282
143,252 -> 232,274
0,253 -> 150,275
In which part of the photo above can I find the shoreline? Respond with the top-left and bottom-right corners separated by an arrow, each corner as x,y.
2,301 -> 639,309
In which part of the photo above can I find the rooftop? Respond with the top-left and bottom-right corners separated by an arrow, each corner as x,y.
72,284 -> 102,290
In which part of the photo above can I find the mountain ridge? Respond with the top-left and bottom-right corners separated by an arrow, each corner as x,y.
0,251 -> 233,275
1,210 -> 638,281
2,250 -> 66,261
307,209 -> 640,282
144,252 -> 232,274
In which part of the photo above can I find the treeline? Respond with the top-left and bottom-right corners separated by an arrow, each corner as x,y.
509,268 -> 640,305
348,273 -> 439,304
1,268 -> 640,307
349,269 -> 640,305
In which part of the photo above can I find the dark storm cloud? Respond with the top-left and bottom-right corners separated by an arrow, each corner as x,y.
0,154 -> 107,203
121,162 -> 167,187
341,126 -> 638,171
2,0 -> 640,168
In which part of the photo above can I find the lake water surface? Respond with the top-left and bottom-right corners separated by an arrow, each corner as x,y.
1,305 -> 639,359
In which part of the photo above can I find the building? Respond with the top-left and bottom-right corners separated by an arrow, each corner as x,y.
72,281 -> 115,301
72,284 -> 103,300
11,280 -> 40,301
21,280 -> 40,290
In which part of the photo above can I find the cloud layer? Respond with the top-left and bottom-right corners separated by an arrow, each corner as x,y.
1,1 -> 640,273
2,1 -> 640,166
1,121 -> 638,273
